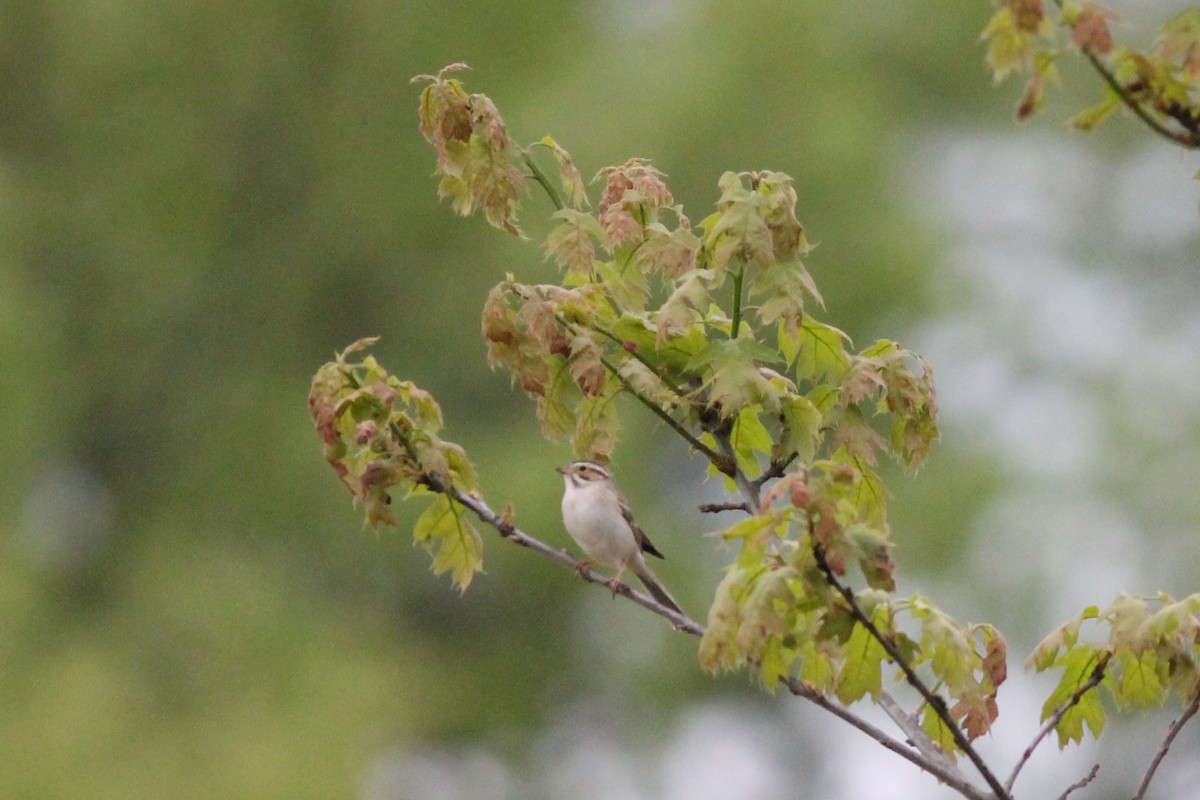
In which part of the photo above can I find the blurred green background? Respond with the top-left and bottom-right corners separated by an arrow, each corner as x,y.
3,1 -> 1199,798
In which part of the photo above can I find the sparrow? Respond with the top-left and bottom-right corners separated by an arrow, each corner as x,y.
557,460 -> 683,615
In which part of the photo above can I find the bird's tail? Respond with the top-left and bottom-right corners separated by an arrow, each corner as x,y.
633,561 -> 683,616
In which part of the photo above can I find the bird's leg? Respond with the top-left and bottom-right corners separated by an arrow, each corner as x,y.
573,558 -> 594,578
606,566 -> 627,598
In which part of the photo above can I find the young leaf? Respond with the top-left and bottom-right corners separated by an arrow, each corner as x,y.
836,608 -> 890,704
545,209 -> 607,276
797,318 -> 852,383
414,493 -> 485,591
538,135 -> 589,209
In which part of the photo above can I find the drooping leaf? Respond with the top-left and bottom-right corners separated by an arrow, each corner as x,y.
545,209 -> 607,276
414,493 -> 485,591
538,135 -> 589,209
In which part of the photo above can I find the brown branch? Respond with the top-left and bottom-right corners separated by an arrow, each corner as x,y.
1132,689 -> 1200,800
699,501 -> 752,514
811,544 -> 1012,800
1056,763 -> 1100,800
1005,653 -> 1110,793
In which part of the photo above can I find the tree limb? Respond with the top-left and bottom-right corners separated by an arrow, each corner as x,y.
1132,689 -> 1200,800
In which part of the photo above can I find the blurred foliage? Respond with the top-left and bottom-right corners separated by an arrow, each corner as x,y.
0,1 -> 1014,797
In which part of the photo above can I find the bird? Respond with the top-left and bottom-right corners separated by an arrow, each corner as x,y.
556,460 -> 683,615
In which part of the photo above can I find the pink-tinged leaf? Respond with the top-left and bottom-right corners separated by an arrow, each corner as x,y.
595,159 -> 673,248
545,209 -> 607,276
1071,3 -> 1119,55
538,136 -> 590,209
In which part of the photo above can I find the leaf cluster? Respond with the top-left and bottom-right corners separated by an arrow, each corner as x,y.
981,1 -> 1200,153
308,337 -> 483,590
1030,593 -> 1200,747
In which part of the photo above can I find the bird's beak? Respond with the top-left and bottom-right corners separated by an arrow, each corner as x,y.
555,465 -> 569,475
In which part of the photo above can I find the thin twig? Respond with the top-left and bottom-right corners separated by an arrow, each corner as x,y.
698,501 -> 752,514
1005,653 -> 1110,793
812,545 -> 1012,800
1132,690 -> 1200,800
751,452 -> 799,491
708,420 -> 762,508
780,677 -> 990,800
1080,50 -> 1195,148
1056,763 -> 1100,800
878,692 -> 962,779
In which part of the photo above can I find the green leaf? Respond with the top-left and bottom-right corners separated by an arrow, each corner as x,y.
797,318 -> 851,383
688,337 -> 784,417
836,612 -> 888,704
705,172 -> 773,276
1040,646 -> 1107,747
699,567 -> 750,674
776,394 -> 823,463
573,389 -> 620,463
798,640 -> 836,693
1113,648 -> 1166,709
921,704 -> 960,755
1070,90 -> 1122,131
730,406 -> 772,477
414,494 -> 484,591
1054,689 -> 1106,748
536,356 -> 583,439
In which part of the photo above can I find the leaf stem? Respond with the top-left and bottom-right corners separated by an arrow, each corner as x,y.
521,150 -> 565,210
590,323 -> 690,398
731,264 -> 745,338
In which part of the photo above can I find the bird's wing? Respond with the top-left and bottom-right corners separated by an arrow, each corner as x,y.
620,498 -> 665,560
